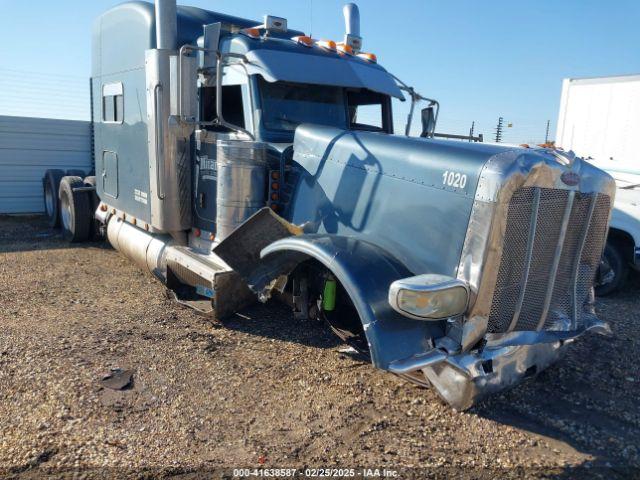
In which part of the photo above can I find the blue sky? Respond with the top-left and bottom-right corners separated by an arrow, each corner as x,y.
1,0 -> 639,143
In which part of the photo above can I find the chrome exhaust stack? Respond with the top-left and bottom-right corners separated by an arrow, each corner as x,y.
343,3 -> 362,53
145,0 -> 193,234
155,0 -> 177,50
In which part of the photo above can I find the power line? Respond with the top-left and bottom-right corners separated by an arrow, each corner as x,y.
494,116 -> 504,143
545,119 -> 550,143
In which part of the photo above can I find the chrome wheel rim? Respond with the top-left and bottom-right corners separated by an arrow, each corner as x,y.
61,192 -> 72,232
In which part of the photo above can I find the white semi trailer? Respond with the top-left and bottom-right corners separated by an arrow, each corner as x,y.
556,74 -> 640,294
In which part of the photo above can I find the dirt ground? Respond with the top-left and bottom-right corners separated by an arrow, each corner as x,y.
1,215 -> 639,479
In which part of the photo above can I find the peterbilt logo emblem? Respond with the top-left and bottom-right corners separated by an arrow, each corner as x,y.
561,171 -> 580,186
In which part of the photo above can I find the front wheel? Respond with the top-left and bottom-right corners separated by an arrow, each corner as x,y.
595,243 -> 628,296
59,176 -> 92,243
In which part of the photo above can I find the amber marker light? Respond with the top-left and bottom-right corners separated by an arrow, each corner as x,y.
316,39 -> 337,51
337,43 -> 354,55
292,35 -> 313,47
357,52 -> 377,63
241,28 -> 261,39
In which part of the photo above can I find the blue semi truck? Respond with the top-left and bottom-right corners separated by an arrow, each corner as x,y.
42,0 -> 616,410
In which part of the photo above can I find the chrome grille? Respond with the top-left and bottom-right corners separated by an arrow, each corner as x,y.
488,187 -> 611,333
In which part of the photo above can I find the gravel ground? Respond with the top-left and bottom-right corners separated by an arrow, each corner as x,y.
1,215 -> 639,479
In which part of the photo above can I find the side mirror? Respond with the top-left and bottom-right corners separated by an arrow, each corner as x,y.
420,106 -> 436,138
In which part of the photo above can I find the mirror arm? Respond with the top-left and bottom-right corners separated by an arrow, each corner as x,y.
392,74 -> 439,137
405,87 -> 416,137
215,51 -> 255,140
425,99 -> 440,138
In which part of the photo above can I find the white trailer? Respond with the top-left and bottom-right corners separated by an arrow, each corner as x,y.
556,74 -> 640,294
556,74 -> 640,169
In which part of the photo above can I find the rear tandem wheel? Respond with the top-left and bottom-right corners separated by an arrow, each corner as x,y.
58,176 -> 92,243
43,169 -> 65,228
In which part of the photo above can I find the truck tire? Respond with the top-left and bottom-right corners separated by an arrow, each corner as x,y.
83,176 -> 99,210
83,176 -> 103,240
43,169 -> 65,228
59,176 -> 92,243
595,243 -> 628,296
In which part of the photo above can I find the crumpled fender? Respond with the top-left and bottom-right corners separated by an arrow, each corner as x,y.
257,234 -> 446,370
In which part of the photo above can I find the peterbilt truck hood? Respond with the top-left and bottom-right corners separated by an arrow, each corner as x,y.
290,124 -> 517,277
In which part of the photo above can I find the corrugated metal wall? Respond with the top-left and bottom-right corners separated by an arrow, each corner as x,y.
0,115 -> 92,214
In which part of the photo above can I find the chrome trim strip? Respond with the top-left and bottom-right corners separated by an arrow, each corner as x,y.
507,187 -> 541,332
570,194 -> 597,328
537,190 -> 575,331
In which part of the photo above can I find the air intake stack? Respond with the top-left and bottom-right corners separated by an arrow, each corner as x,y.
343,3 -> 362,53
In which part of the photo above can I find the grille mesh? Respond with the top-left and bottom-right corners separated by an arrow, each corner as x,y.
487,187 -> 610,333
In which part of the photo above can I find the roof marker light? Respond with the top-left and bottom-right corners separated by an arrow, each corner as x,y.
316,39 -> 337,51
337,43 -> 354,55
241,28 -> 261,39
292,35 -> 314,47
357,52 -> 377,63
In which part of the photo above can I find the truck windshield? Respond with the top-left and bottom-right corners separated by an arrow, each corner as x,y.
258,78 -> 347,132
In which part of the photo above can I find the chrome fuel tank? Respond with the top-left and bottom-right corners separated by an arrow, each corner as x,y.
215,140 -> 267,241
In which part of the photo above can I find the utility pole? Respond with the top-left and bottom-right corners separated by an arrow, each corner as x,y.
544,120 -> 550,144
469,121 -> 475,142
494,117 -> 504,143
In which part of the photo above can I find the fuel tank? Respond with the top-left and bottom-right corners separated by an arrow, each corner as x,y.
289,124 -> 510,276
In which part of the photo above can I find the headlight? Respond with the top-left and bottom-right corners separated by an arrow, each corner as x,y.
388,274 -> 469,320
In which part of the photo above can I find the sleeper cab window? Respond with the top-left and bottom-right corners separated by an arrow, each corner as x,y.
102,82 -> 124,123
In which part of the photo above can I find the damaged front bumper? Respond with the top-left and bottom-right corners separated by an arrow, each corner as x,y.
422,341 -> 567,411
390,317 -> 610,411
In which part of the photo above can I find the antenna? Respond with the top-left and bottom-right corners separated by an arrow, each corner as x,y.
309,0 -> 313,37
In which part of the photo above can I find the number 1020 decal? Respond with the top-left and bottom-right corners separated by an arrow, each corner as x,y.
442,170 -> 467,189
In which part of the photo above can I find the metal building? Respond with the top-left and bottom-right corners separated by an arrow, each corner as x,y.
0,115 -> 92,214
